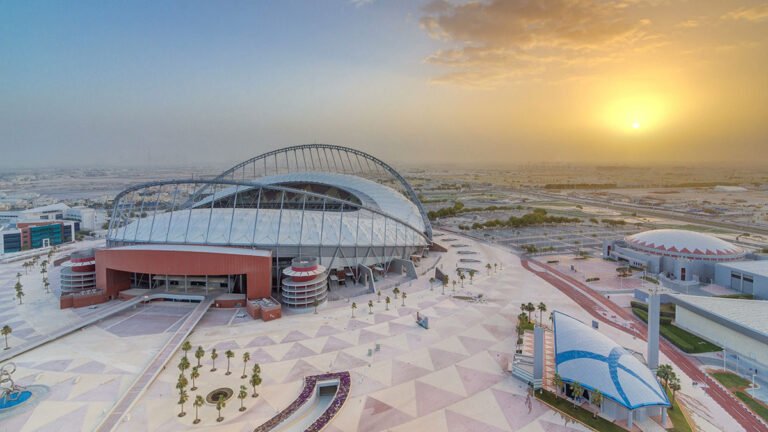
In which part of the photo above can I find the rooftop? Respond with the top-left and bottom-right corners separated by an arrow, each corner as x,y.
672,294 -> 768,337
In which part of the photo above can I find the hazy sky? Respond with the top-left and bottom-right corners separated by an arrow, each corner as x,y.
2,0 -> 767,168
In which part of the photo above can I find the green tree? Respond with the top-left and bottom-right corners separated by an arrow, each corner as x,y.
669,376 -> 681,405
459,272 -> 466,288
241,351 -> 251,379
190,366 -> 200,391
351,302 -> 357,318
193,394 -> 204,424
656,364 -> 674,389
178,390 -> 188,417
195,346 -> 205,367
377,290 -> 382,303
571,382 -> 583,407
486,263 -> 492,275
181,340 -> 192,360
537,302 -> 547,326
393,286 -> 400,299
250,363 -> 262,397
1,325 -> 11,350
178,356 -> 190,375
468,269 -> 476,284
176,373 -> 188,396
43,277 -> 50,294
312,298 -> 320,314
225,349 -> 234,375
15,281 -> 24,305
494,263 -> 498,273
552,373 -> 563,396
215,394 -> 226,422
210,348 -> 218,372
368,300 -> 374,314
590,389 -> 603,418
441,276 -> 448,295
401,292 -> 407,307
238,385 -> 248,411
385,296 -> 391,311
525,302 -> 535,322
452,280 -> 457,293
429,277 -> 435,291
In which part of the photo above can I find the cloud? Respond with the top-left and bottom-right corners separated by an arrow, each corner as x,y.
419,0 -> 657,86
722,4 -> 768,22
350,0 -> 375,7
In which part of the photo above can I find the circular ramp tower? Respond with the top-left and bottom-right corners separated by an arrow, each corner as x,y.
281,257 -> 328,311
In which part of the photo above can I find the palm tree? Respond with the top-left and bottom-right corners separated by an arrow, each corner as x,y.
250,363 -> 262,397
178,356 -> 190,374
178,390 -> 189,417
193,395 -> 204,424
215,394 -> 226,422
16,272 -> 21,281
195,346 -> 205,367
486,263 -> 492,275
190,366 -> 200,391
571,382 -> 583,407
15,281 -> 24,305
669,376 -> 681,405
468,270 -> 476,285
401,292 -> 407,307
312,298 -> 319,314
181,340 -> 192,359
393,286 -> 400,299
656,364 -> 673,388
1,325 -> 11,350
552,373 -> 563,396
351,302 -> 357,318
238,385 -> 248,411
241,352 -> 251,379
210,348 -> 218,372
590,389 -> 603,418
537,302 -> 547,326
385,296 -> 391,311
525,302 -> 535,322
225,350 -> 234,375
368,300 -> 374,314
176,373 -> 188,396
43,277 -> 50,294
451,280 -> 457,293
493,263 -> 498,273
429,277 -> 435,291
377,290 -> 382,303
441,276 -> 448,295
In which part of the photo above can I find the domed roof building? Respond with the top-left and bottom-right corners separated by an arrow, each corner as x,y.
604,229 -> 748,287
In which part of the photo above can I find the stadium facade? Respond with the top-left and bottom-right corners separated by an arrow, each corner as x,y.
95,145 -> 432,310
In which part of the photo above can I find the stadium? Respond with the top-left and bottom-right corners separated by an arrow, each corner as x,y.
93,145 -> 432,312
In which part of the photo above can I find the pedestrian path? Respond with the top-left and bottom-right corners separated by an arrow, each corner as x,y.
95,296 -> 214,432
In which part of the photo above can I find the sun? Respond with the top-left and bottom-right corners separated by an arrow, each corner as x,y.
632,120 -> 640,129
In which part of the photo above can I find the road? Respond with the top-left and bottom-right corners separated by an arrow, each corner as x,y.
522,258 -> 768,432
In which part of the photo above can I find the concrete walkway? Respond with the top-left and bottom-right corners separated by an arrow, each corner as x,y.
95,296 -> 214,432
0,297 -> 146,363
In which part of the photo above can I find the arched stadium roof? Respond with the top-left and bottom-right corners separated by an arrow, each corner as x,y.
625,229 -> 744,260
553,312 -> 670,410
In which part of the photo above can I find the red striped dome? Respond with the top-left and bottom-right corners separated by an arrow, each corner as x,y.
625,229 -> 745,260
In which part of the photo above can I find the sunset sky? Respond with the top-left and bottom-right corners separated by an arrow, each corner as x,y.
2,1 -> 767,167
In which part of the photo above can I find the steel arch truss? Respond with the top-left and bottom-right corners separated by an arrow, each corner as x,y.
196,144 -> 432,240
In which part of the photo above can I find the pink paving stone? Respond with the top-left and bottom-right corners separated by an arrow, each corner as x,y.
357,396 -> 414,432
282,359 -> 324,383
374,313 -> 398,324
539,419 -> 587,432
455,365 -> 505,396
397,306 -> 418,316
491,388 -> 548,429
321,335 -> 354,353
458,335 -> 496,354
428,348 -> 468,371
433,306 -> 458,317
281,330 -> 310,343
68,360 -> 107,374
34,359 -> 73,372
45,377 -> 76,401
487,350 -> 513,370
358,328 -> 389,345
349,375 -> 389,397
1,408 -> 34,431
390,359 -> 431,385
445,409 -> 509,432
415,380 -> 466,416
345,319 -> 370,330
246,335 -> 276,347
72,376 -> 123,402
35,405 -> 89,432
249,347 -> 276,363
332,351 -> 370,370
280,342 -> 317,361
315,324 -> 342,337
482,324 -> 514,341
387,321 -> 417,335
417,299 -> 439,309
213,340 -> 240,351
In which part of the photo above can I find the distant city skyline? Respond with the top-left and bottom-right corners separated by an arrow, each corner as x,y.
2,0 -> 767,168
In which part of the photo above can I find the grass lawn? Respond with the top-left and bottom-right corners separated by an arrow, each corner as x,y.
632,308 -> 721,354
666,389 -> 693,432
536,390 -> 626,432
711,371 -> 751,390
717,293 -> 754,299
735,391 -> 768,423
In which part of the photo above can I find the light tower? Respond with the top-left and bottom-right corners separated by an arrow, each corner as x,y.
647,286 -> 661,371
